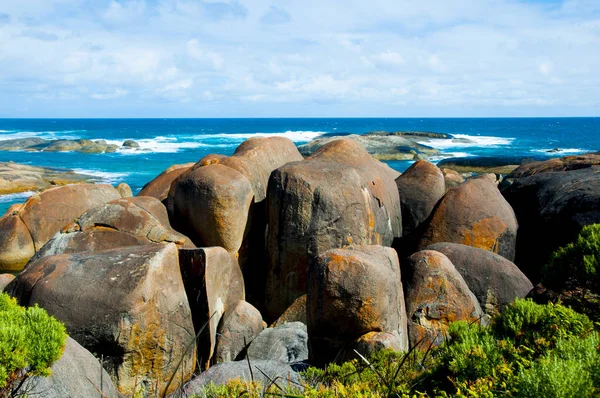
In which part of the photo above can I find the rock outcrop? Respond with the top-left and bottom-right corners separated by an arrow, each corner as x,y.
403,250 -> 483,348
214,300 -> 265,364
307,245 -> 408,365
7,244 -> 196,397
266,139 -> 402,319
502,164 -> 600,280
418,176 -> 518,261
0,184 -> 121,271
23,337 -> 121,398
424,242 -> 532,315
298,132 -> 441,160
0,138 -> 127,154
247,322 -> 308,364
31,196 -> 194,261
0,161 -> 94,195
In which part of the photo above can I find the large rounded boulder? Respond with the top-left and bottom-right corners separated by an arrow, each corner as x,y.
425,242 -> 532,315
213,300 -> 264,364
7,243 -> 196,397
0,184 -> 120,271
418,176 -> 518,261
266,139 -> 402,319
396,160 -> 445,237
403,250 -> 483,348
307,245 -> 408,365
502,164 -> 600,281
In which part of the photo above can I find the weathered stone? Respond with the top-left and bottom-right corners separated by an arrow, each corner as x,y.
272,295 -> 307,327
298,133 -> 441,160
404,250 -> 483,348
508,153 -> 600,178
437,156 -> 534,175
18,184 -> 121,252
307,245 -> 408,365
33,196 -> 194,260
138,163 -> 194,202
116,182 -> 133,198
396,160 -> 445,237
425,242 -> 533,315
214,300 -> 264,364
169,164 -> 253,252
0,213 -> 35,271
0,273 -> 15,291
0,161 -> 94,195
502,166 -> 600,281
122,140 -> 140,148
179,247 -> 245,369
23,337 -> 120,398
266,139 -> 402,319
247,322 -> 308,364
8,244 -> 196,397
183,361 -> 301,394
418,176 -> 518,261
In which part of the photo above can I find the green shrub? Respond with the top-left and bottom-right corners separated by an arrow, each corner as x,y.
192,299 -> 600,398
0,293 -> 68,396
544,223 -> 600,290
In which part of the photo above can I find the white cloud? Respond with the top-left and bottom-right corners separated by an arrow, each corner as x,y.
90,88 -> 129,100
0,0 -> 598,116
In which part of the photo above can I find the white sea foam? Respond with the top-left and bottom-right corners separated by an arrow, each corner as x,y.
422,134 -> 515,150
0,130 -> 83,141
531,148 -> 587,155
71,169 -> 130,183
190,130 -> 326,142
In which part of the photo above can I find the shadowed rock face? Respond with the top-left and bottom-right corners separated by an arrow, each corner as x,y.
272,294 -> 307,327
31,196 -> 194,261
396,160 -> 445,237
0,184 -> 121,271
424,242 -> 532,315
179,247 -> 245,370
418,176 -> 518,261
307,245 -> 408,365
6,244 -> 196,397
403,250 -> 483,348
502,166 -> 600,281
266,139 -> 402,320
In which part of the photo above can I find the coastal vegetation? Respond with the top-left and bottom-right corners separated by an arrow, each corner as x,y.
0,293 -> 67,397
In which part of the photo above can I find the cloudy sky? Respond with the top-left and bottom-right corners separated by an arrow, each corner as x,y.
0,0 -> 598,117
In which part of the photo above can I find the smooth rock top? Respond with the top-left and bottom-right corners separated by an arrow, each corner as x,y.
246,322 -> 309,364
508,152 -> 600,178
419,176 -> 518,261
138,162 -> 195,202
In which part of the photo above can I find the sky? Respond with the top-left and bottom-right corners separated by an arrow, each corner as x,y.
0,0 -> 599,117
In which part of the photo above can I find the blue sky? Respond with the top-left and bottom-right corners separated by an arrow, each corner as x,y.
0,0 -> 598,117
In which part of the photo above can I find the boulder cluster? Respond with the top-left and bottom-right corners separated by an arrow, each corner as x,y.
1,137 -> 597,397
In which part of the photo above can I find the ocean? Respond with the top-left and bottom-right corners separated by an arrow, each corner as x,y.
0,118 -> 599,214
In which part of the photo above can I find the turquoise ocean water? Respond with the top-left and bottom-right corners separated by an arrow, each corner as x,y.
0,118 -> 598,214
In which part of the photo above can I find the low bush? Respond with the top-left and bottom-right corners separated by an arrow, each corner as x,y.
544,223 -> 600,290
192,299 -> 600,398
0,293 -> 67,397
